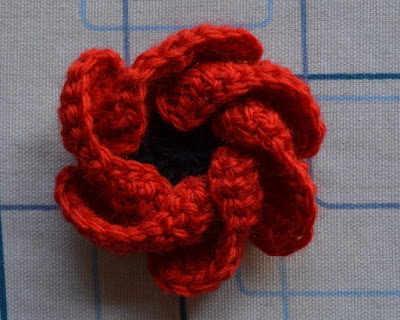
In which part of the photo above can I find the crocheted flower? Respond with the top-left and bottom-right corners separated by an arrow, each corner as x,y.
55,25 -> 326,296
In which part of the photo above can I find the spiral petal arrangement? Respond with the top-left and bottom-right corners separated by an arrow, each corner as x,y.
55,25 -> 326,296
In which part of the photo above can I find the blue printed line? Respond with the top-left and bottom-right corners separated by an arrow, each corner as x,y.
300,0 -> 308,77
295,73 -> 400,81
0,208 -> 7,320
122,0 -> 130,65
290,290 -> 400,297
80,0 -> 273,32
179,296 -> 187,320
92,247 -> 101,320
317,95 -> 400,102
0,204 -> 58,211
280,258 -> 289,320
317,199 -> 400,210
307,73 -> 400,80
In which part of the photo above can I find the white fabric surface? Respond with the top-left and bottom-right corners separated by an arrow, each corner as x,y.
1,0 -> 399,319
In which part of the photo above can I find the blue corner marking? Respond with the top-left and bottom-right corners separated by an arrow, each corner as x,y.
298,0 -> 400,82
0,208 -> 7,320
311,95 -> 400,210
80,0 -> 123,31
80,0 -> 273,32
0,204 -> 102,319
0,203 -> 60,319
236,267 -> 282,297
236,268 -> 400,298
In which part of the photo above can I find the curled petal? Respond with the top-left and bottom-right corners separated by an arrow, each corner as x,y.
148,146 -> 263,296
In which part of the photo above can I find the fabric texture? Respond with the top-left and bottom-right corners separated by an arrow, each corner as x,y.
1,0 -> 399,319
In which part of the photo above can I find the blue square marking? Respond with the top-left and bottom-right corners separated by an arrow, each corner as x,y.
80,0 -> 273,32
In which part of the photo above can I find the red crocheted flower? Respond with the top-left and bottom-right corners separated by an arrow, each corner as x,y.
55,25 -> 326,296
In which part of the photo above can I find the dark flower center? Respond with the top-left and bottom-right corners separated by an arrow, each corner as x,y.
132,113 -> 222,185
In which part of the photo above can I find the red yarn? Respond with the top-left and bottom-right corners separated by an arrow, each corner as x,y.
55,25 -> 326,296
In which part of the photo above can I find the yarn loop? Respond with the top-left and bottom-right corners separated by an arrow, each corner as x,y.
55,25 -> 326,296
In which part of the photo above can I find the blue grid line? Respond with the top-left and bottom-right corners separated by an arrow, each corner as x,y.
280,258 -> 289,320
296,73 -> 400,81
0,208 -> 7,320
92,247 -> 101,320
317,95 -> 400,102
122,0 -> 130,65
289,290 -> 400,297
316,199 -> 400,210
307,73 -> 400,80
0,204 -> 58,211
179,296 -> 187,320
80,0 -> 273,32
92,251 -> 101,320
300,0 -> 308,78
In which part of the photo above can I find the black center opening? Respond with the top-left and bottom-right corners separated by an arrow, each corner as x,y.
131,113 -> 222,185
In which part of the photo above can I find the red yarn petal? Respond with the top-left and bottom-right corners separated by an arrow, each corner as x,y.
59,49 -> 147,159
148,146 -> 263,296
249,146 -> 317,256
55,166 -> 214,254
132,25 -> 263,83
212,101 -> 317,256
147,225 -> 245,297
154,60 -> 325,156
